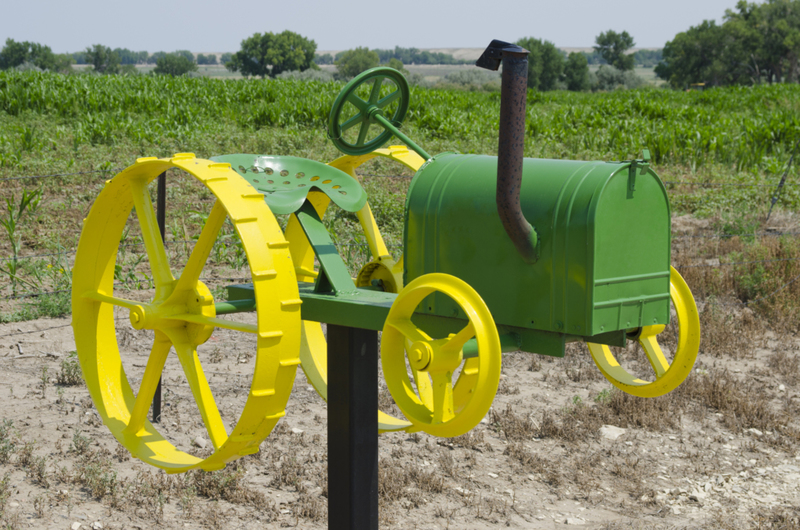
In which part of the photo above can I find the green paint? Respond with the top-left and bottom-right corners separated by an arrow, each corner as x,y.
404,153 -> 671,338
294,201 -> 358,294
209,154 -> 367,214
214,298 -> 256,315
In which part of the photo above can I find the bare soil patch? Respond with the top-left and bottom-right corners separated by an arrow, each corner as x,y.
0,312 -> 798,529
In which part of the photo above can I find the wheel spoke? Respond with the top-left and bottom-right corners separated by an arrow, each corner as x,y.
174,200 -> 226,294
376,89 -> 401,109
82,290 -> 142,311
640,334 -> 669,378
346,93 -> 368,112
165,313 -> 257,334
173,340 -> 228,449
129,178 -> 173,287
368,78 -> 383,104
412,367 -> 434,409
387,318 -> 433,344
340,113 -> 365,132
430,372 -> 455,424
123,332 -> 171,436
441,322 -> 475,355
356,122 -> 371,147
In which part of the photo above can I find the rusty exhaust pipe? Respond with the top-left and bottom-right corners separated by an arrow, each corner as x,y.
476,40 -> 539,264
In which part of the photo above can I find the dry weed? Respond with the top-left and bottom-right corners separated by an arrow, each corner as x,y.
192,465 -> 272,510
293,492 -> 326,522
490,404 -> 538,441
768,346 -> 800,384
447,430 -> 486,451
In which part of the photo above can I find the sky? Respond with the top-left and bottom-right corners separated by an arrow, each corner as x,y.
1,0 -> 740,54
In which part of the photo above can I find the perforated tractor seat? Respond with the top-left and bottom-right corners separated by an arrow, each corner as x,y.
210,154 -> 368,215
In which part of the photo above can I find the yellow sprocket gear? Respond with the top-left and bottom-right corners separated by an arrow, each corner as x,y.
71,154 -> 301,473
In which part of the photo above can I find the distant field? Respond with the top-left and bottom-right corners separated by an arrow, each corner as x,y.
107,63 -> 664,86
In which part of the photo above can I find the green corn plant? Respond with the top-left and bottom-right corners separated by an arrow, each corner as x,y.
0,188 -> 42,297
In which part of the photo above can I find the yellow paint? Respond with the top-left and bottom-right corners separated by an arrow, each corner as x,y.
381,273 -> 501,438
587,266 -> 700,398
71,156 -> 300,472
288,147 -> 424,433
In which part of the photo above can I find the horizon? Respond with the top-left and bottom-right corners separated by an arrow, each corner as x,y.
0,0 -> 739,55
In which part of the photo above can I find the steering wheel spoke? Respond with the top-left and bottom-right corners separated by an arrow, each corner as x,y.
356,122 -> 372,147
367,78 -> 383,104
329,67 -> 410,156
377,89 -> 401,109
340,113 -> 365,132
346,92 -> 368,112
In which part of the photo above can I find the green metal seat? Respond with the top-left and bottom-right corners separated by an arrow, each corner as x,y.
210,154 -> 368,215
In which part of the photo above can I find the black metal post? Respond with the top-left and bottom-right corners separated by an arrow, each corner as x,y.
153,171 -> 166,424
327,325 -> 379,530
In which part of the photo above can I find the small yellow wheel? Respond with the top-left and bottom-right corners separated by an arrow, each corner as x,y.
381,273 -> 501,438
286,146 -> 424,433
71,154 -> 301,473
587,266 -> 700,398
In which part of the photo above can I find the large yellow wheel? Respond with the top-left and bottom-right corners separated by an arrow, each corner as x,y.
381,273 -> 501,438
587,266 -> 700,398
71,154 -> 301,473
287,146 -> 424,433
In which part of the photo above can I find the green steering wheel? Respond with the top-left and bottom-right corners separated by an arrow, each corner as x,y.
328,67 -> 410,156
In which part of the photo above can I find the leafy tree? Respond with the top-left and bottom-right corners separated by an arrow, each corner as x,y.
173,50 -> 195,63
0,39 -> 30,70
227,30 -> 317,78
582,50 -> 606,65
387,58 -> 408,75
335,47 -> 379,78
314,53 -> 334,65
373,46 -> 466,65
54,54 -> 74,73
220,52 -> 232,65
120,63 -> 138,76
72,51 -> 86,65
594,65 -> 645,90
147,52 -> 167,65
0,39 -> 56,71
564,52 -> 590,91
594,30 -> 636,71
656,20 -> 734,87
633,49 -> 663,67
656,0 -> 800,87
85,44 -> 120,74
153,54 -> 198,76
196,53 -> 218,65
515,37 -> 564,91
113,48 -> 148,65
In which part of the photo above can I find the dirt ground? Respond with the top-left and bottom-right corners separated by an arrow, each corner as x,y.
0,302 -> 799,530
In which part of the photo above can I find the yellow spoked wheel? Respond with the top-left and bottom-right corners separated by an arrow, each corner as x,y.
71,154 -> 301,473
381,273 -> 501,438
286,146 -> 424,433
587,266 -> 700,398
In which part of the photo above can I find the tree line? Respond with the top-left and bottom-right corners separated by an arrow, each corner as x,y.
656,0 -> 800,87
314,46 -> 470,66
